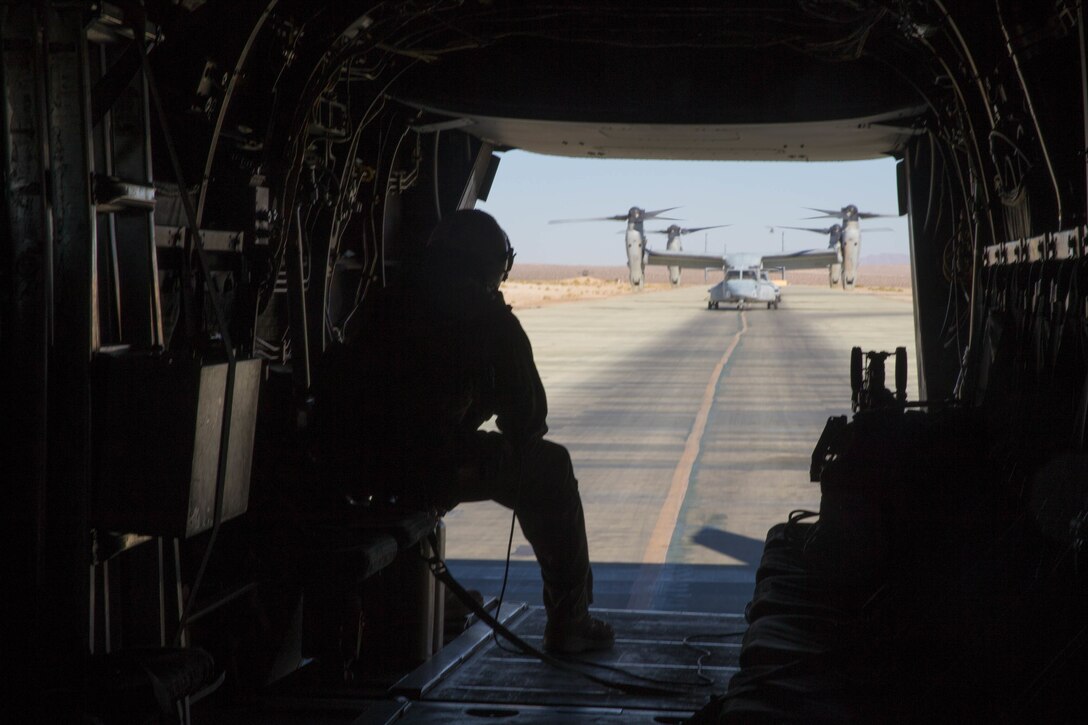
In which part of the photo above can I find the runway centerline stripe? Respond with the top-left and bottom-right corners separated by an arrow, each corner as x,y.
627,311 -> 749,608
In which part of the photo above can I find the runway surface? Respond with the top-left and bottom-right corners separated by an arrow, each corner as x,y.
444,284 -> 917,614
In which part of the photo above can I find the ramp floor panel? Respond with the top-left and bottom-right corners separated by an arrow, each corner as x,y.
390,700 -> 695,724
418,606 -> 745,714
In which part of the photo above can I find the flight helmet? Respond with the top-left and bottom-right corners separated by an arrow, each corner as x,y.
427,209 -> 515,289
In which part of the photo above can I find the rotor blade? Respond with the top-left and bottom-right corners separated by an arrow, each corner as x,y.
644,229 -> 670,235
679,224 -> 730,235
803,207 -> 842,218
644,206 -> 682,219
776,225 -> 833,235
548,214 -> 628,224
857,212 -> 900,219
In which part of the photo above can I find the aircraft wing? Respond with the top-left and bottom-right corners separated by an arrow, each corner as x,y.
646,247 -> 839,271
760,249 -> 840,270
644,248 -> 728,269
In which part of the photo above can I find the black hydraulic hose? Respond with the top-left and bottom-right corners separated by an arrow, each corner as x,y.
995,0 -> 1063,229
433,129 -> 442,221
933,0 -> 996,130
195,1 -> 278,226
1080,6 -> 1088,225
130,15 -> 237,646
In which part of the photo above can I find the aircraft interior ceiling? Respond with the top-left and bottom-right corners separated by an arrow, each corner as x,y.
122,0 -> 1088,409
6,0 -> 1088,721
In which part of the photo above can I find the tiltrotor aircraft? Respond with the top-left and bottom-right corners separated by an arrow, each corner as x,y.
775,223 -> 845,286
645,224 -> 729,286
793,204 -> 899,289
549,206 -> 681,288
642,247 -> 839,309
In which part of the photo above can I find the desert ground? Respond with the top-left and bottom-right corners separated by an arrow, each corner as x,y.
502,263 -> 913,309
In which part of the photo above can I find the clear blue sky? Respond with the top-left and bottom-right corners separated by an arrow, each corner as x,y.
477,151 -> 910,266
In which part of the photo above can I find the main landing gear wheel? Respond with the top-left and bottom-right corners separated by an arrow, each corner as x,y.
850,346 -> 863,399
895,346 -> 908,399
767,301 -> 779,309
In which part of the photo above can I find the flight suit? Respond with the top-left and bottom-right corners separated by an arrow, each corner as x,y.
313,253 -> 594,626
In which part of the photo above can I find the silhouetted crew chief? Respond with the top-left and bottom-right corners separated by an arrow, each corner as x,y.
314,209 -> 613,654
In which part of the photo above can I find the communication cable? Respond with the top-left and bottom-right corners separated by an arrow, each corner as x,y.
682,631 -> 749,686
489,508 -> 519,655
424,532 -> 713,698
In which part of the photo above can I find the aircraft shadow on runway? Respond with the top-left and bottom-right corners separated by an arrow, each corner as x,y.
689,526 -> 766,565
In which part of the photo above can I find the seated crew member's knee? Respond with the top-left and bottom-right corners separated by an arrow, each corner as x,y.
520,438 -> 573,476
517,439 -> 580,507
